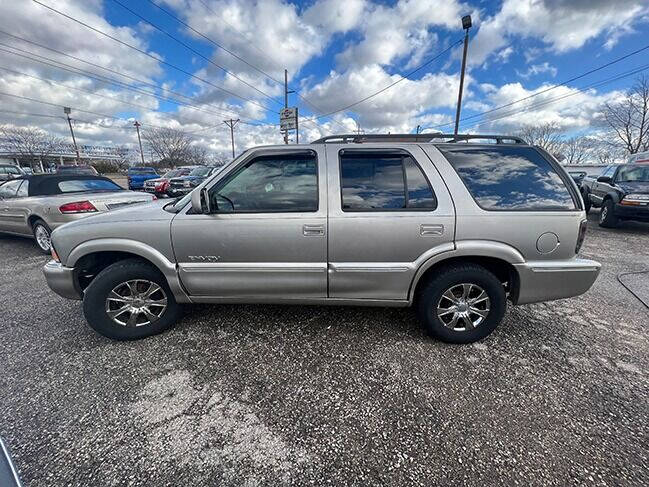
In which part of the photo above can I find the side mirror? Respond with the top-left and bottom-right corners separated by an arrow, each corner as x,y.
190,187 -> 212,214
597,176 -> 612,184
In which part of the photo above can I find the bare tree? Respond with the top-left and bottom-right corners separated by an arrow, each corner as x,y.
0,125 -> 64,172
557,136 -> 594,164
186,145 -> 209,166
516,122 -> 564,155
601,75 -> 649,154
142,127 -> 192,167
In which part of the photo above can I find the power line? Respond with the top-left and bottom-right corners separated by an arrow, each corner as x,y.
143,0 -> 344,133
428,42 -> 649,132
0,43 -> 260,122
300,39 -> 464,123
462,63 -> 649,131
0,30 -> 252,121
0,109 -> 63,120
108,0 -> 282,106
30,0 -> 277,114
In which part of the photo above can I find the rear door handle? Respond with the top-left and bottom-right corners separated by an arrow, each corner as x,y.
420,224 -> 444,236
303,224 -> 325,236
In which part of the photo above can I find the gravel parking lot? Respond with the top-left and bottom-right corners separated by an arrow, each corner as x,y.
1,211 -> 648,486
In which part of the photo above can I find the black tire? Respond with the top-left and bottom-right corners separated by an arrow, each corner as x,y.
32,219 -> 52,254
82,259 -> 182,340
598,198 -> 618,228
416,264 -> 506,344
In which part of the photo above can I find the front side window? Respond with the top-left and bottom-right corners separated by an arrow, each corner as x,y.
209,153 -> 318,213
340,152 -> 436,211
17,180 -> 29,197
439,146 -> 576,211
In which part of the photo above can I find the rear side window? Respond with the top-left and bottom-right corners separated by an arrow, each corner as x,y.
438,146 -> 576,211
340,152 -> 437,211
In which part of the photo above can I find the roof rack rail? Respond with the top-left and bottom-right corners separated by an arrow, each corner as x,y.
310,133 -> 527,145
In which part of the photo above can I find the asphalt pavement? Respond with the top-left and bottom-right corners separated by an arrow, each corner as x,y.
0,211 -> 648,486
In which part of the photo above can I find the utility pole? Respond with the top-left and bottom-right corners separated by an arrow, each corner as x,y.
64,107 -> 80,162
134,120 -> 145,165
223,119 -> 240,158
454,15 -> 472,136
284,69 -> 295,144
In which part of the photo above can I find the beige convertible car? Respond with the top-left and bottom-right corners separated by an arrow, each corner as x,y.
0,174 -> 154,253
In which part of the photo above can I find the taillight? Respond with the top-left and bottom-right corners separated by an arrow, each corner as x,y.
59,201 -> 98,214
575,219 -> 587,254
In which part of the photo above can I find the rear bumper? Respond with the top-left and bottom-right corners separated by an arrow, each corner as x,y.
614,203 -> 649,221
513,259 -> 601,305
43,260 -> 82,300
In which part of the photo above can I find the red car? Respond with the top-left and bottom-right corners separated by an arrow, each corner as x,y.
142,167 -> 193,197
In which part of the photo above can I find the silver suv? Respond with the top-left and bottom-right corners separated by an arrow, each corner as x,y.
43,134 -> 600,343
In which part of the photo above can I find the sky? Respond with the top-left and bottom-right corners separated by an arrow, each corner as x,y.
0,0 -> 648,159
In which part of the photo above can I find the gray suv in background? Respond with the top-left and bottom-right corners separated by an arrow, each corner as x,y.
43,134 -> 600,344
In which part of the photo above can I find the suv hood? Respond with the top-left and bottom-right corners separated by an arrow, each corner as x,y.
617,182 -> 649,194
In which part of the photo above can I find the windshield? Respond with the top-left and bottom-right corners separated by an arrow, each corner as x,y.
58,179 -> 122,193
616,165 -> 649,183
189,167 -> 212,177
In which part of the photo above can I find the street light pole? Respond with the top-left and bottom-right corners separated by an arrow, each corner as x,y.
64,107 -> 80,162
134,121 -> 145,165
454,15 -> 472,136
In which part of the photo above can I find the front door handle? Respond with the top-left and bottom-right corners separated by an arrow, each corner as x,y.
303,224 -> 325,236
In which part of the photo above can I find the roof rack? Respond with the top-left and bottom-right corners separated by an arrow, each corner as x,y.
310,133 -> 527,145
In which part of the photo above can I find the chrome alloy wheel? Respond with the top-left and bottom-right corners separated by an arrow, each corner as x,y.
436,283 -> 491,331
105,280 -> 167,327
34,225 -> 51,251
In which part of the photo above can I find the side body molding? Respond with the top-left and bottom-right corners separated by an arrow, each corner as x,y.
66,238 -> 191,303
407,240 -> 525,303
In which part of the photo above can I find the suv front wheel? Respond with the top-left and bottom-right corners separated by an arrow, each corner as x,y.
82,259 -> 182,340
416,264 -> 506,344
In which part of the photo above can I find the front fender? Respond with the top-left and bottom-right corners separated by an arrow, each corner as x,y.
66,238 -> 191,303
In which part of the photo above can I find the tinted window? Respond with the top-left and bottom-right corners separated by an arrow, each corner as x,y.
211,154 -> 317,212
189,167 -> 213,177
340,152 -> 436,210
616,165 -> 649,183
2,166 -> 21,175
0,179 -> 23,198
439,146 -> 575,211
58,179 -> 122,193
602,165 -> 616,177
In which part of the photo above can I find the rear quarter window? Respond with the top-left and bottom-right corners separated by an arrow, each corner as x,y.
438,146 -> 576,211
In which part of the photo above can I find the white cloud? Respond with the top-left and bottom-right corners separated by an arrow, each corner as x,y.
516,62 -> 558,79
469,0 -> 649,65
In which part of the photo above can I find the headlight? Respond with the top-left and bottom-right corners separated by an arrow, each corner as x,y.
183,180 -> 191,187
621,194 -> 649,206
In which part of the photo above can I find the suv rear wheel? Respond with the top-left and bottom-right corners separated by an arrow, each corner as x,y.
416,264 -> 506,344
82,259 -> 181,340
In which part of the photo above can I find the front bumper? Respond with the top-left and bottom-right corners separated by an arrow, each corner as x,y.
614,203 -> 649,221
43,260 -> 82,300
513,258 -> 601,305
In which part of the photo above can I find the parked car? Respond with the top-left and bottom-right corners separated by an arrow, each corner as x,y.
43,134 -> 600,343
0,164 -> 24,182
0,174 -> 154,253
143,167 -> 194,197
127,167 -> 159,190
56,164 -> 99,176
581,163 -> 649,227
166,165 -> 223,197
